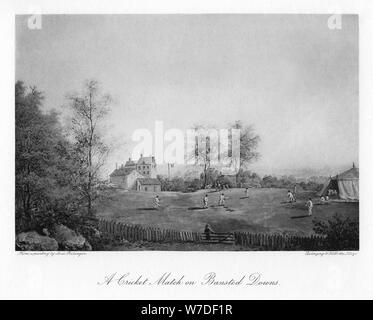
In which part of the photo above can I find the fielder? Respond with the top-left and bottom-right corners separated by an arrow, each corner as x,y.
203,194 -> 209,208
287,190 -> 295,203
306,198 -> 313,216
218,193 -> 225,206
153,195 -> 160,209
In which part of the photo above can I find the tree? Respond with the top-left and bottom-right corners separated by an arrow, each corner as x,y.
66,80 -> 111,216
188,121 -> 260,187
187,124 -> 218,188
229,121 -> 260,170
15,81 -> 78,226
16,82 -> 56,217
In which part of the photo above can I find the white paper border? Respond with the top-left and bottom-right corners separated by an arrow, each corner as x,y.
1,0 -> 372,300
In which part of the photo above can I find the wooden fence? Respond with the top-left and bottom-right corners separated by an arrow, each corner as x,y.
98,219 -> 203,243
200,233 -> 235,244
98,218 -> 325,250
234,231 -> 325,250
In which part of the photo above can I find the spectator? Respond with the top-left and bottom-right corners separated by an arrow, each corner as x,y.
204,224 -> 214,240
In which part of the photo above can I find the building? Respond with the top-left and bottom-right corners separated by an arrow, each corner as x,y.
109,154 -> 160,191
109,169 -> 144,190
136,178 -> 162,192
136,155 -> 157,178
124,158 -> 136,171
318,164 -> 359,201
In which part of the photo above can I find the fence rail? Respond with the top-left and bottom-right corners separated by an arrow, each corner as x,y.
98,218 -> 325,250
234,231 -> 325,250
98,218 -> 203,243
200,233 -> 235,244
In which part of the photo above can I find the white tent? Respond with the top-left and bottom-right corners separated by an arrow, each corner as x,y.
318,164 -> 359,201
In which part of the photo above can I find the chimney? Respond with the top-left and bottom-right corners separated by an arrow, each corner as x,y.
140,153 -> 143,158
116,163 -> 118,169
129,157 -> 131,161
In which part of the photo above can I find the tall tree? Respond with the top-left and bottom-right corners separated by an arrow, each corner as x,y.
189,122 -> 260,187
188,124 -> 219,188
230,121 -> 260,170
15,81 -> 74,221
66,80 -> 111,216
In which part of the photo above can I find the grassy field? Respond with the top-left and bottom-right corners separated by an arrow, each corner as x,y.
97,187 -> 359,236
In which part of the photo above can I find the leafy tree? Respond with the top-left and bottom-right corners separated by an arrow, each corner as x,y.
229,121 -> 260,170
16,82 -> 64,218
66,80 -> 112,216
187,124 -> 219,188
15,81 -> 82,235
189,121 -> 260,188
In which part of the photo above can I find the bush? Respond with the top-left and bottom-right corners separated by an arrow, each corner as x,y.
261,175 -> 279,188
157,175 -> 186,192
313,213 -> 359,250
185,178 -> 203,192
216,175 -> 236,188
299,181 -> 323,192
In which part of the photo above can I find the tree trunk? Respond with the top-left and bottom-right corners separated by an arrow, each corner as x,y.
203,163 -> 207,188
87,194 -> 92,216
24,183 -> 32,220
87,146 -> 92,216
87,91 -> 93,216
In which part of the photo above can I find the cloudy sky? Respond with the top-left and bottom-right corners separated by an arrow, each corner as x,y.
16,14 -> 358,176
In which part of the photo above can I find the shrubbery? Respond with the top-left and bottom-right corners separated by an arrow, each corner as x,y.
313,213 -> 359,250
157,175 -> 205,192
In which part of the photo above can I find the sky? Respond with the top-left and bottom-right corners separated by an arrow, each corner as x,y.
16,14 -> 359,177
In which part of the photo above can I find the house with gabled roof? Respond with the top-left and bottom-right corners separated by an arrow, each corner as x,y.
135,154 -> 157,178
109,154 -> 160,191
136,178 -> 161,192
109,166 -> 144,190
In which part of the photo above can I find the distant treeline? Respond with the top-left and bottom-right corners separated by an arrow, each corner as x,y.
157,168 -> 326,193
